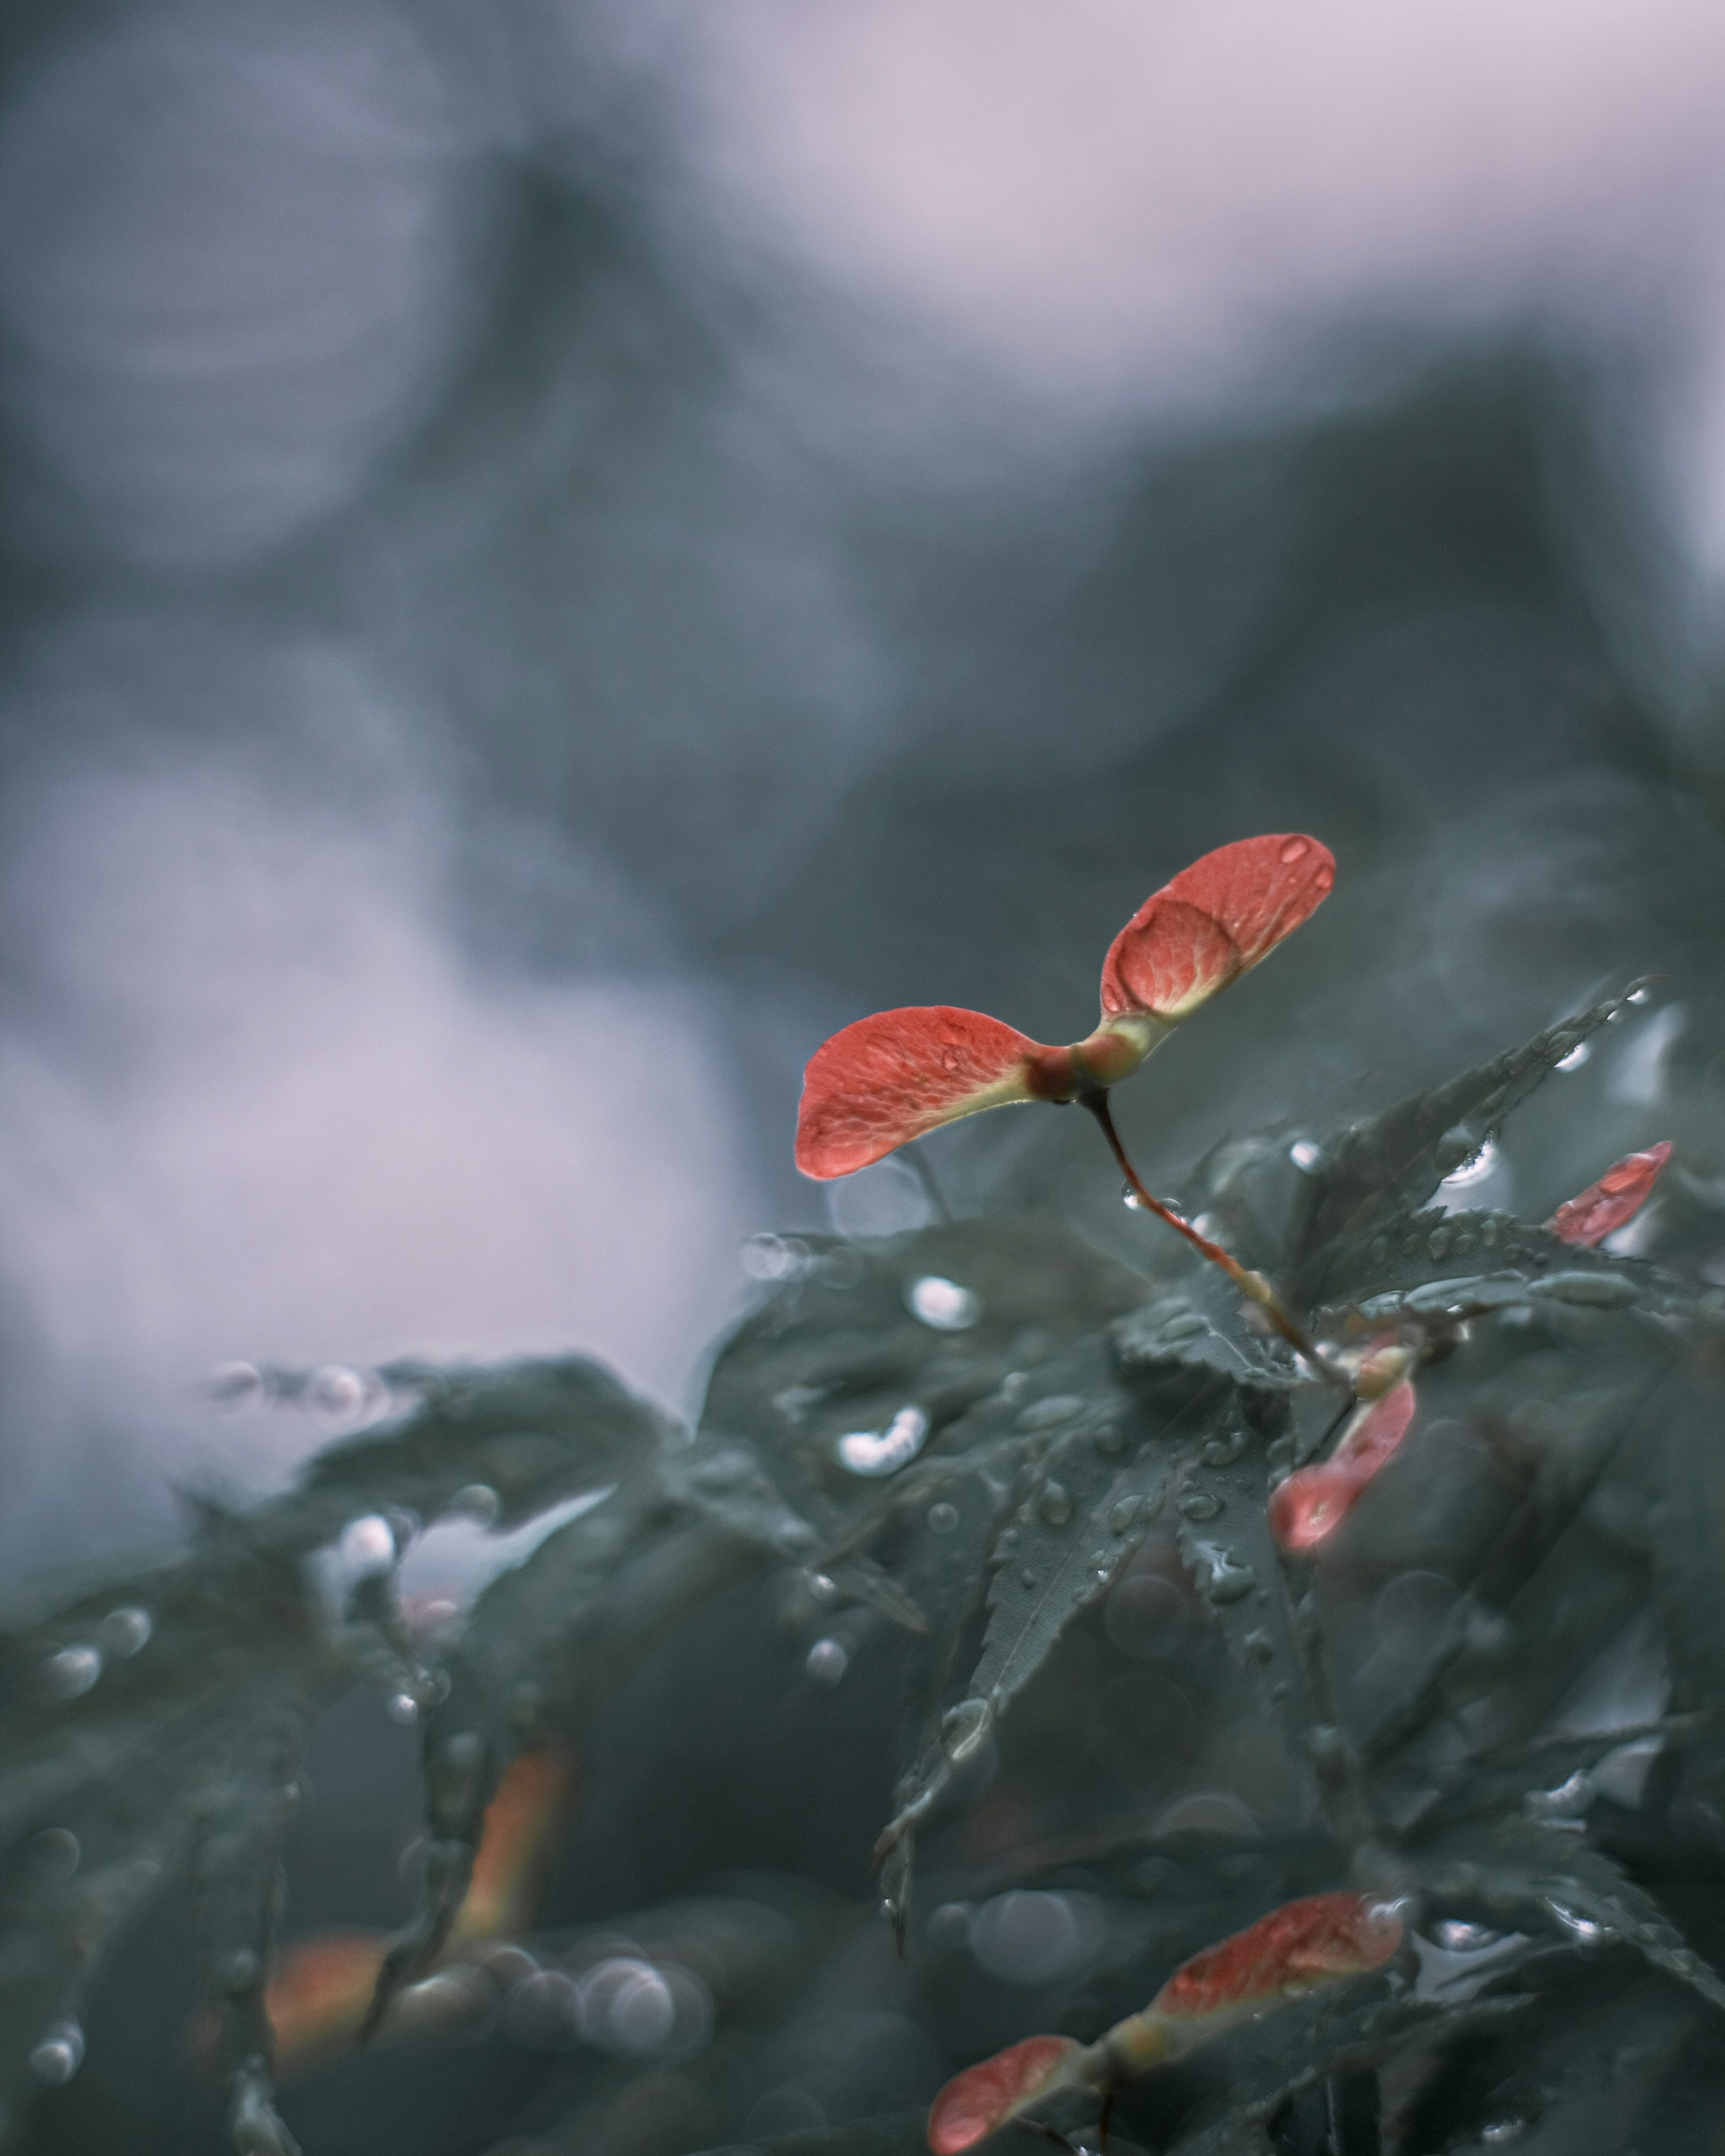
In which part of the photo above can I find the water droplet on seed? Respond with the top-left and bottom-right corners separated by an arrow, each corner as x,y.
927,1501 -> 960,1533
907,1276 -> 981,1331
805,1637 -> 848,1684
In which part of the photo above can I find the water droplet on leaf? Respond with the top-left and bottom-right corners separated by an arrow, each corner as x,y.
98,1606 -> 152,1657
311,1365 -> 371,1417
29,1829 -> 79,1881
1177,1492 -> 1222,1521
44,1646 -> 102,1699
969,1891 -> 1089,1983
1555,1041 -> 1590,1071
504,1968 -> 584,2049
1523,1770 -> 1595,1821
741,1233 -> 810,1281
30,2023 -> 83,2085
1108,1496 -> 1140,1534
1018,1393 -> 1084,1430
1438,1138 -> 1499,1193
1288,1139 -> 1325,1172
451,1483 -> 500,1525
1037,1481 -> 1074,1526
1541,1899 -> 1608,1944
940,1698 -> 992,1762
584,1959 -> 684,2053
805,1637 -> 848,1683
1436,1920 -> 1499,1949
927,1501 -> 960,1533
1206,1560 -> 1256,1604
837,1405 -> 929,1476
340,1515 -> 396,1573
207,1360 -> 265,1408
907,1275 -> 981,1330
1122,1184 -> 1145,1210
387,1692 -> 420,1725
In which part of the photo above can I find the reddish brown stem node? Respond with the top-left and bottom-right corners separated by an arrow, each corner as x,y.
1080,1091 -> 1349,1391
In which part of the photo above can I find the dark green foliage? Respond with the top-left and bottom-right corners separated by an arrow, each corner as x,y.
5,991 -> 1725,2156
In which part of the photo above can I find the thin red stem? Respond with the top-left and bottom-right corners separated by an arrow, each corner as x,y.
1081,1092 -> 1349,1390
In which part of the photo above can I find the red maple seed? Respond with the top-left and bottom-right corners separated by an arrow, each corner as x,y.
1151,1891 -> 1404,2020
1546,1141 -> 1672,1249
922,1893 -> 1402,2150
1100,832 -> 1336,1021
1268,1379 -> 1417,1554
926,2034 -> 1082,2155
796,834 -> 1334,1180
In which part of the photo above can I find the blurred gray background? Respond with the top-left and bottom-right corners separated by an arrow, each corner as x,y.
4,0 -> 1725,1579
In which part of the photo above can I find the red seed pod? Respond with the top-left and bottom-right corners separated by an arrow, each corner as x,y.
796,1007 -> 1049,1178
796,835 -> 1334,1180
926,2034 -> 1082,2154
1268,1381 -> 1417,1554
1152,1891 -> 1404,2022
1547,1141 -> 1672,1249
1101,835 -> 1335,1021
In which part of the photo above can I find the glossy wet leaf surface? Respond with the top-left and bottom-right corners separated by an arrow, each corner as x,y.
9,1000 -> 1725,2156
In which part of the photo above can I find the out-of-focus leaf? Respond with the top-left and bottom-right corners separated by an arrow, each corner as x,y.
267,1353 -> 672,1550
